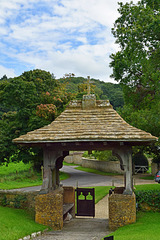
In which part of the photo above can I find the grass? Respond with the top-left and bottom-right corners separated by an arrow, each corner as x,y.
94,186 -> 114,203
139,175 -> 154,180
134,183 -> 160,191
0,161 -> 70,239
0,161 -> 69,190
104,211 -> 160,240
0,206 -> 48,240
0,172 -> 69,190
63,161 -> 77,166
75,166 -> 120,176
0,161 -> 31,175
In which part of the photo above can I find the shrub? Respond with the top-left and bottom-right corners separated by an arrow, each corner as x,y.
135,190 -> 160,211
83,150 -> 118,161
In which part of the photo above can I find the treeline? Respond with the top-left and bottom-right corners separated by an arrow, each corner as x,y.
0,70 -> 74,167
0,72 -> 124,120
0,69 -> 123,168
0,0 -> 159,167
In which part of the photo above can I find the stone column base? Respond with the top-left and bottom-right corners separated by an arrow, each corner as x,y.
35,188 -> 63,230
109,192 -> 136,231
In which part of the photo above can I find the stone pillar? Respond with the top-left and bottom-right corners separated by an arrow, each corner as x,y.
35,187 -> 63,230
109,193 -> 136,230
151,162 -> 159,176
41,147 -> 62,193
113,146 -> 133,195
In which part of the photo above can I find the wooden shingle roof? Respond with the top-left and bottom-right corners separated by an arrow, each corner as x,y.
13,96 -> 158,145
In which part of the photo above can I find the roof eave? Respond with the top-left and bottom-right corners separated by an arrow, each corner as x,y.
13,138 -> 158,144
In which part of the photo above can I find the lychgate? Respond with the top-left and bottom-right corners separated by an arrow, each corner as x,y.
13,94 -> 158,230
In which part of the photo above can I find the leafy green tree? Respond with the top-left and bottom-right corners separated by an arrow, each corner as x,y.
110,0 -> 160,109
0,75 -> 8,81
0,70 -> 74,167
110,0 -> 160,160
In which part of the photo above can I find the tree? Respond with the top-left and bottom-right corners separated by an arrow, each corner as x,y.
110,0 -> 160,159
110,0 -> 160,109
0,75 -> 8,81
0,70 -> 74,167
58,76 -> 124,109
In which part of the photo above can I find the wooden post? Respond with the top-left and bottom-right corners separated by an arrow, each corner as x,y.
113,146 -> 133,195
40,147 -> 62,194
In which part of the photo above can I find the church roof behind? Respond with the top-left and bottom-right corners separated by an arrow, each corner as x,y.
13,95 -> 158,145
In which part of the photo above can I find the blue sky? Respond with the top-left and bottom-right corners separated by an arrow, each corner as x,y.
0,0 -> 138,82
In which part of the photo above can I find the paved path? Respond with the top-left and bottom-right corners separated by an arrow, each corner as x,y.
12,165 -> 155,193
13,165 -> 124,192
61,165 -> 124,187
34,195 -> 111,240
95,195 -> 108,219
35,218 -> 111,240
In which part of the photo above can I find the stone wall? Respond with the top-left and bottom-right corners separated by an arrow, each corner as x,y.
0,186 -> 75,230
64,152 -> 83,165
109,192 -> 136,230
151,162 -> 160,176
82,158 -> 123,174
0,190 -> 38,216
65,153 -> 123,174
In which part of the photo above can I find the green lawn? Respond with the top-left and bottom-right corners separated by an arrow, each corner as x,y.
0,206 -> 48,240
0,172 -> 69,190
105,211 -> 160,240
0,161 -> 32,175
0,161 -> 69,189
63,161 -> 77,166
134,183 -> 160,191
139,175 -> 154,180
94,186 -> 114,203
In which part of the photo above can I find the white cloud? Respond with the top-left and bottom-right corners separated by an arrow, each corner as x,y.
0,65 -> 16,78
0,0 -> 139,82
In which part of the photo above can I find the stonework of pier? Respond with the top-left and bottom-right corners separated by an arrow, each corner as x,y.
109,191 -> 136,230
35,188 -> 64,230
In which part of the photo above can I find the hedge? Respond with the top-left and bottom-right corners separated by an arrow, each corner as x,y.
135,190 -> 160,211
